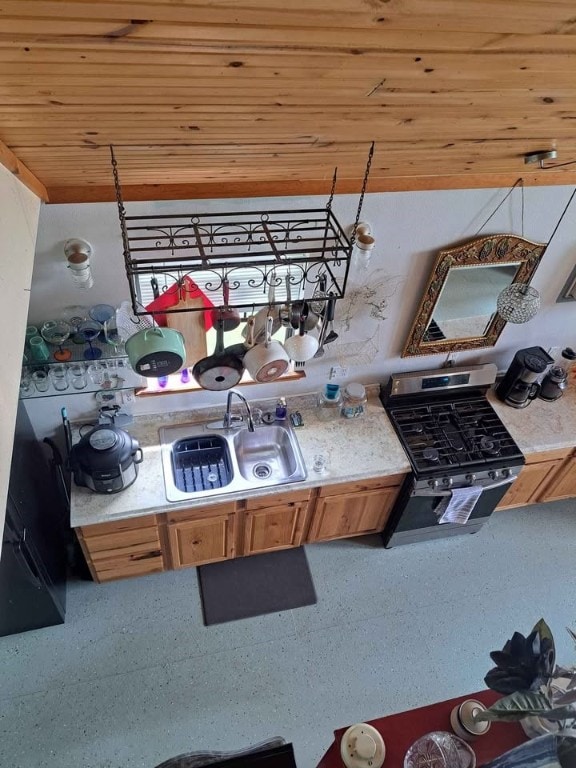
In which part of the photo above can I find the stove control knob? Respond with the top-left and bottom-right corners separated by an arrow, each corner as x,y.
489,470 -> 500,480
442,477 -> 453,488
501,468 -> 511,478
428,479 -> 439,490
466,473 -> 476,485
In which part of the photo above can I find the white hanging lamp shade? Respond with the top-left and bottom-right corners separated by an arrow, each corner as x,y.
497,283 -> 540,323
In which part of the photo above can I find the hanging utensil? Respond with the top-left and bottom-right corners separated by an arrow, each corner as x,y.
283,303 -> 319,361
323,294 -> 339,344
211,276 -> 241,331
250,272 -> 281,343
310,273 -> 328,316
150,277 -> 160,300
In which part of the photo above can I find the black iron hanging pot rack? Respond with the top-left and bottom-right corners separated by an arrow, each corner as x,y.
110,142 -> 375,316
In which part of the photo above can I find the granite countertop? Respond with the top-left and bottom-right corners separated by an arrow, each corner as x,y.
70,378 -> 576,529
488,377 -> 576,454
71,393 -> 411,528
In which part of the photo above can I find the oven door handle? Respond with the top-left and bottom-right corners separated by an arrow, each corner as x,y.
412,475 -> 517,497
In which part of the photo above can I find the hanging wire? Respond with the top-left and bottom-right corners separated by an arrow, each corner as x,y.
474,178 -> 524,236
543,186 -> 576,251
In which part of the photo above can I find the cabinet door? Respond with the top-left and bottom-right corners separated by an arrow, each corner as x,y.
243,502 -> 309,555
539,454 -> 576,502
307,486 -> 399,543
168,513 -> 236,568
496,450 -> 568,510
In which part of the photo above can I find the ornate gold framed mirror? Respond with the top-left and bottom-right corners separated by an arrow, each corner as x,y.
402,235 -> 546,358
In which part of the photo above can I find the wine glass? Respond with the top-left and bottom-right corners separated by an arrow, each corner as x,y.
41,320 -> 72,361
103,313 -> 125,356
78,320 -> 103,360
89,304 -> 115,329
62,305 -> 89,344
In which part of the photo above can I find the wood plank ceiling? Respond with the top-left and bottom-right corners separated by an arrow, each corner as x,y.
2,0 -> 576,203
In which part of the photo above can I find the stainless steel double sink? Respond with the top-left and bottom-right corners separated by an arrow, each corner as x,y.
159,420 -> 307,502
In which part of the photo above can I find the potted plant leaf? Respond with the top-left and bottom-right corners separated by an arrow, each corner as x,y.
474,619 -> 576,738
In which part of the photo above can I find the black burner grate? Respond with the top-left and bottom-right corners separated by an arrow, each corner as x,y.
387,397 -> 523,475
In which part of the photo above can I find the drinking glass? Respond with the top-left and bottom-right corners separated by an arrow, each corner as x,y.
29,335 -> 50,362
41,320 -> 72,361
87,361 -> 106,386
19,369 -> 34,397
32,370 -> 50,393
49,364 -> 69,392
312,453 -> 329,474
78,320 -> 103,360
25,325 -> 38,348
68,362 -> 87,390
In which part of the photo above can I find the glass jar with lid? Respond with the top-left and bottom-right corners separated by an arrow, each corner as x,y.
559,347 -> 576,379
318,383 -> 342,421
341,382 -> 367,419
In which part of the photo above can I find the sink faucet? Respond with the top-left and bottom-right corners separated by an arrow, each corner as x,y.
223,390 -> 255,432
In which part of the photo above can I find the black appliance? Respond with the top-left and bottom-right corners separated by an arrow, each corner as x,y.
155,743 -> 297,768
539,366 -> 568,402
380,364 -> 525,548
495,346 -> 553,408
0,402 -> 67,636
69,425 -> 143,494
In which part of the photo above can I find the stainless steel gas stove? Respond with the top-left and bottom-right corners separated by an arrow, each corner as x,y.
380,364 -> 525,547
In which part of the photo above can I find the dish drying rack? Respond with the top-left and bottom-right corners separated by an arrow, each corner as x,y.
111,143 -> 374,317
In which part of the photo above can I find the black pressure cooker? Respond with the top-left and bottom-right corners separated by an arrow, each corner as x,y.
70,425 -> 143,494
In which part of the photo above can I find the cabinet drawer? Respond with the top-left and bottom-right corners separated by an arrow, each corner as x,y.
80,526 -> 160,553
80,515 -> 159,538
244,488 -> 311,511
166,501 -> 236,523
317,474 -> 405,497
94,553 -> 165,582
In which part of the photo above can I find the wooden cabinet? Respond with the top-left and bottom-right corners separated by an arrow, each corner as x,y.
77,515 -> 165,583
540,453 -> 576,502
167,502 -> 236,568
242,489 -> 311,555
306,475 -> 405,543
496,449 -> 570,510
77,474 -> 406,582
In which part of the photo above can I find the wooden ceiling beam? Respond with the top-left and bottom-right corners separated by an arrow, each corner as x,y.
46,170 -> 576,205
0,138 -> 48,201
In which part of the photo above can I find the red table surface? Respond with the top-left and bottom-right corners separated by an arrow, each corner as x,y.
316,690 -> 527,768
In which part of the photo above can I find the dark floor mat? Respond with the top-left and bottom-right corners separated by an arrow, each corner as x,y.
198,547 -> 317,625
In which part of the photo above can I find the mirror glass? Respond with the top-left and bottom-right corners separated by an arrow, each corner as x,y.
402,235 -> 546,357
425,263 -> 520,341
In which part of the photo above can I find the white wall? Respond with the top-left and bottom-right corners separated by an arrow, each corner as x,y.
26,185 -> 576,437
0,165 -> 41,534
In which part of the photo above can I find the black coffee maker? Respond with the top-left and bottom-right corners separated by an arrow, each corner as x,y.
496,346 -> 553,408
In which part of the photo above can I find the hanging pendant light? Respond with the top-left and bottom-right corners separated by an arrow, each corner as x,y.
496,283 -> 540,323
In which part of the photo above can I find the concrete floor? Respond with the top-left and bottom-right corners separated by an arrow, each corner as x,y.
1,502 -> 575,768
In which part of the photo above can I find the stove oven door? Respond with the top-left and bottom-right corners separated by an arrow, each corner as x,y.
383,474 -> 515,548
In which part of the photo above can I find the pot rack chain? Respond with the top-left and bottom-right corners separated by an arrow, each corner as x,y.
349,141 -> 375,250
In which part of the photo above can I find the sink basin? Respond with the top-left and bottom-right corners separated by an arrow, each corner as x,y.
159,420 -> 307,502
233,425 -> 303,483
171,435 -> 233,494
